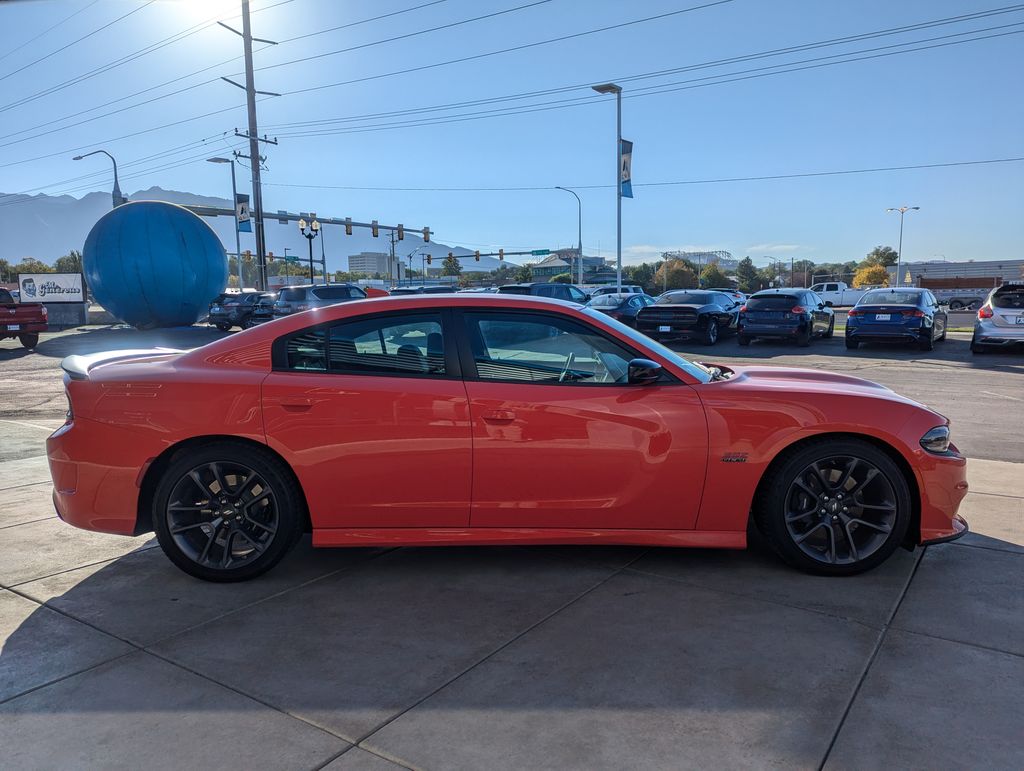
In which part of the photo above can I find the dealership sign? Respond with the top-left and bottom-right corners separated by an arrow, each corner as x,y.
18,273 -> 85,303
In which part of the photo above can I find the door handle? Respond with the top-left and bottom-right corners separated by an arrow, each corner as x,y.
482,409 -> 515,423
273,397 -> 312,411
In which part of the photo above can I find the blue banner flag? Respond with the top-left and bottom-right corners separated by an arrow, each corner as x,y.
235,193 -> 252,232
620,139 -> 633,199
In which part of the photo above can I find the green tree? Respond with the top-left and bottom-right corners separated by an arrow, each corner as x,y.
699,262 -> 730,288
551,272 -> 572,284
53,250 -> 84,274
864,245 -> 898,267
653,259 -> 697,291
0,258 -> 12,283
853,264 -> 890,287
624,262 -> 657,292
13,258 -> 54,274
735,257 -> 760,293
441,253 -> 462,276
514,264 -> 533,282
492,264 -> 515,284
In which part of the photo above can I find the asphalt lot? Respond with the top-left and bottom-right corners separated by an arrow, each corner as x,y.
1,322 -> 1022,769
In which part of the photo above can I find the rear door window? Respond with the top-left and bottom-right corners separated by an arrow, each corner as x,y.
280,288 -> 307,302
313,286 -> 356,300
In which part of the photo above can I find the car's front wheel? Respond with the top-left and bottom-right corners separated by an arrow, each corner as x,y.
823,317 -> 835,338
152,442 -> 303,582
702,318 -> 719,345
215,323 -> 232,332
754,439 -> 911,575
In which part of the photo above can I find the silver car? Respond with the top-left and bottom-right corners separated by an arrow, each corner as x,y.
273,283 -> 367,317
971,282 -> 1024,353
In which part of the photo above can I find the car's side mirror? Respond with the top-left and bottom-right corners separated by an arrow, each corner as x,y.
824,301 -> 833,308
628,358 -> 662,385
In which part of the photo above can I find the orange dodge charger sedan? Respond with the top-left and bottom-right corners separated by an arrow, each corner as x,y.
47,295 -> 968,581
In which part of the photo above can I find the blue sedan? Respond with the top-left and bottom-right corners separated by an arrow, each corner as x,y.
845,288 -> 948,351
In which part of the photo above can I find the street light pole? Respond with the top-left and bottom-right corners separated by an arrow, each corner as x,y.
554,187 -> 583,285
72,149 -> 124,208
298,218 -> 320,283
592,82 -> 623,293
207,157 -> 241,287
283,247 -> 291,281
886,206 -> 920,287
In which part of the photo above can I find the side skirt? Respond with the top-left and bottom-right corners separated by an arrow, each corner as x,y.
312,528 -> 746,549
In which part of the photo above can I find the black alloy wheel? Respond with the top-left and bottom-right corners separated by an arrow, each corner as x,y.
823,317 -> 835,338
703,318 -> 719,346
153,442 -> 302,581
754,439 -> 910,575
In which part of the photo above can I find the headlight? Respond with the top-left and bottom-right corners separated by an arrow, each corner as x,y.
920,426 -> 950,454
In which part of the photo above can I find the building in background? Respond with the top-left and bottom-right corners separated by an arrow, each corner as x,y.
891,258 -> 1024,286
530,249 -> 607,280
662,250 -> 736,271
348,251 -> 406,280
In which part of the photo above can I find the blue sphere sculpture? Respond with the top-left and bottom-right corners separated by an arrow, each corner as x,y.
83,201 -> 228,328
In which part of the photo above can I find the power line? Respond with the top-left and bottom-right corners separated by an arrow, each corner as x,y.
262,5 -> 1024,131
0,1 -> 156,83
0,0 -> 101,65
286,0 -> 736,97
278,0 -> 451,44
269,25 -> 1024,137
262,157 -> 1024,192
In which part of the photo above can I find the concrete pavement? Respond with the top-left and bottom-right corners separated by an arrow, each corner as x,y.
1,450 -> 1020,770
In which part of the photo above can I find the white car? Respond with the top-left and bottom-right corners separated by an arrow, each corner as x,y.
971,282 -> 1024,353
591,284 -> 644,297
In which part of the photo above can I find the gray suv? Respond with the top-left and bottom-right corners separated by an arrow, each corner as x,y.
273,283 -> 367,317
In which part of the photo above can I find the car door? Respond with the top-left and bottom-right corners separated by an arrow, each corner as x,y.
262,309 -> 472,529
457,309 -> 708,530
926,291 -> 946,335
807,292 -> 829,333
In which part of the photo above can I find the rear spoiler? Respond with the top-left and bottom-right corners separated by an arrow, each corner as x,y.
61,348 -> 184,381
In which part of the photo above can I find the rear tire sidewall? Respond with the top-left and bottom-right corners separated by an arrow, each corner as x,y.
152,442 -> 303,582
738,333 -> 751,346
754,439 -> 911,576
845,337 -> 859,350
797,324 -> 812,347
215,323 -> 232,332
19,333 -> 39,350
823,317 -> 835,338
704,318 -> 718,345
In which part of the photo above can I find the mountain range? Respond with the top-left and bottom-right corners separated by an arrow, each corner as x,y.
0,186 -> 512,272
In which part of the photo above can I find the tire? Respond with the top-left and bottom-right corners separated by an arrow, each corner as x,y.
737,333 -> 751,346
918,328 -> 934,352
949,300 -> 964,311
797,325 -> 812,347
215,323 -> 232,332
152,441 -> 304,582
242,317 -> 256,330
702,318 -> 719,346
753,438 -> 911,576
939,322 -> 947,342
18,333 -> 39,350
845,337 -> 859,350
970,335 -> 986,354
823,317 -> 835,339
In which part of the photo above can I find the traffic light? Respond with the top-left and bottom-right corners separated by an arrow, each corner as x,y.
426,255 -> 433,265
422,227 -> 430,243
474,251 -> 480,261
267,251 -> 274,262
344,217 -> 353,236
498,249 -> 504,261
371,220 -> 379,237
397,224 -> 404,241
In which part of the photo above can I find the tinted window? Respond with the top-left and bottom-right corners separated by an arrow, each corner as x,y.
313,286 -> 354,300
465,312 -> 635,385
992,288 -> 1024,309
497,285 -> 532,296
747,294 -> 799,310
567,286 -> 588,303
329,313 -> 445,375
286,329 -> 327,371
627,297 -> 642,309
280,288 -> 307,302
657,292 -> 712,305
421,286 -> 454,294
859,291 -> 923,305
0,288 -> 14,304
825,283 -> 839,292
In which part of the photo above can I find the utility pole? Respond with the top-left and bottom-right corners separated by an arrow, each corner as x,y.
219,1 -> 280,290
388,230 -> 397,287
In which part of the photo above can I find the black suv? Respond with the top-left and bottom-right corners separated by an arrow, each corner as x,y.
208,291 -> 275,331
497,282 -> 590,303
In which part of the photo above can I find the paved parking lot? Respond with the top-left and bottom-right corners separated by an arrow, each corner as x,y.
1,325 -> 1022,769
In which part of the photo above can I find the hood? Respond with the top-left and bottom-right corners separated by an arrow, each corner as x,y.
720,364 -> 926,406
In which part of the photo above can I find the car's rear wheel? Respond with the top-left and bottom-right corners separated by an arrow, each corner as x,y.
970,334 -> 987,354
19,333 -> 39,350
754,439 -> 911,575
737,333 -> 751,346
845,337 -> 859,350
152,442 -> 303,582
797,325 -> 812,347
215,323 -> 232,332
949,300 -> 964,311
918,328 -> 935,351
702,318 -> 719,346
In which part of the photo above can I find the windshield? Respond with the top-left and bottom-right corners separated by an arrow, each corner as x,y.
859,291 -> 922,305
656,292 -> 712,305
582,308 -> 712,384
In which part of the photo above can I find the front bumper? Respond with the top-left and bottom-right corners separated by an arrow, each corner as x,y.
915,449 -> 970,544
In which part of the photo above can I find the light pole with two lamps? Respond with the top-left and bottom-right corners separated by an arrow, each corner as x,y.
591,82 -> 623,293
72,149 -> 125,208
298,218 -> 321,283
886,205 -> 920,287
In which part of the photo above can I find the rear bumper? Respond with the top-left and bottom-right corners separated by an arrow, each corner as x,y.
974,321 -> 1024,345
846,327 -> 929,342
1,322 -> 47,335
738,323 -> 802,337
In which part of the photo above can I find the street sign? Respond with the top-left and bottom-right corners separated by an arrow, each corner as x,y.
285,255 -> 299,263
530,249 -> 550,256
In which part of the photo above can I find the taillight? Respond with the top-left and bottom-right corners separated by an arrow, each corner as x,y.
40,305 -> 48,318
978,305 -> 993,319
848,309 -> 862,317
738,305 -> 747,313
791,305 -> 807,314
901,309 -> 925,318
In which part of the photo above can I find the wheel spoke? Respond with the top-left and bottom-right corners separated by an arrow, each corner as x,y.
786,509 -> 815,523
235,470 -> 258,497
168,504 -> 207,512
220,529 -> 236,568
244,490 -> 273,510
188,470 -> 212,499
234,528 -> 267,554
244,514 -> 276,534
835,458 -> 859,491
843,521 -> 859,562
847,468 -> 879,498
810,462 -> 832,490
794,522 -> 828,544
825,525 -> 837,563
170,522 -> 209,535
856,501 -> 896,512
849,518 -> 892,534
793,476 -> 818,500
210,462 -> 229,496
198,526 -> 218,564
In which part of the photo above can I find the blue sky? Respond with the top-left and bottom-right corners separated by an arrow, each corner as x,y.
1,0 -> 1022,269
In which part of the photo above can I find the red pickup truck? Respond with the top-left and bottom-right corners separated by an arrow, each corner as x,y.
1,287 -> 47,349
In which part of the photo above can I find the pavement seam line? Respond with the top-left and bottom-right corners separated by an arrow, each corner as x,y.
815,545 -> 927,770
312,744 -> 417,771
880,625 -> 1024,662
5,543 -> 160,589
0,515 -> 55,530
354,549 -> 652,750
950,540 -> 1024,556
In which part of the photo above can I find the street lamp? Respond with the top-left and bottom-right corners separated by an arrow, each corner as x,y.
72,149 -> 124,208
207,157 -> 241,286
886,206 -> 920,287
298,218 -> 320,284
554,186 -> 583,285
591,82 -> 623,293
